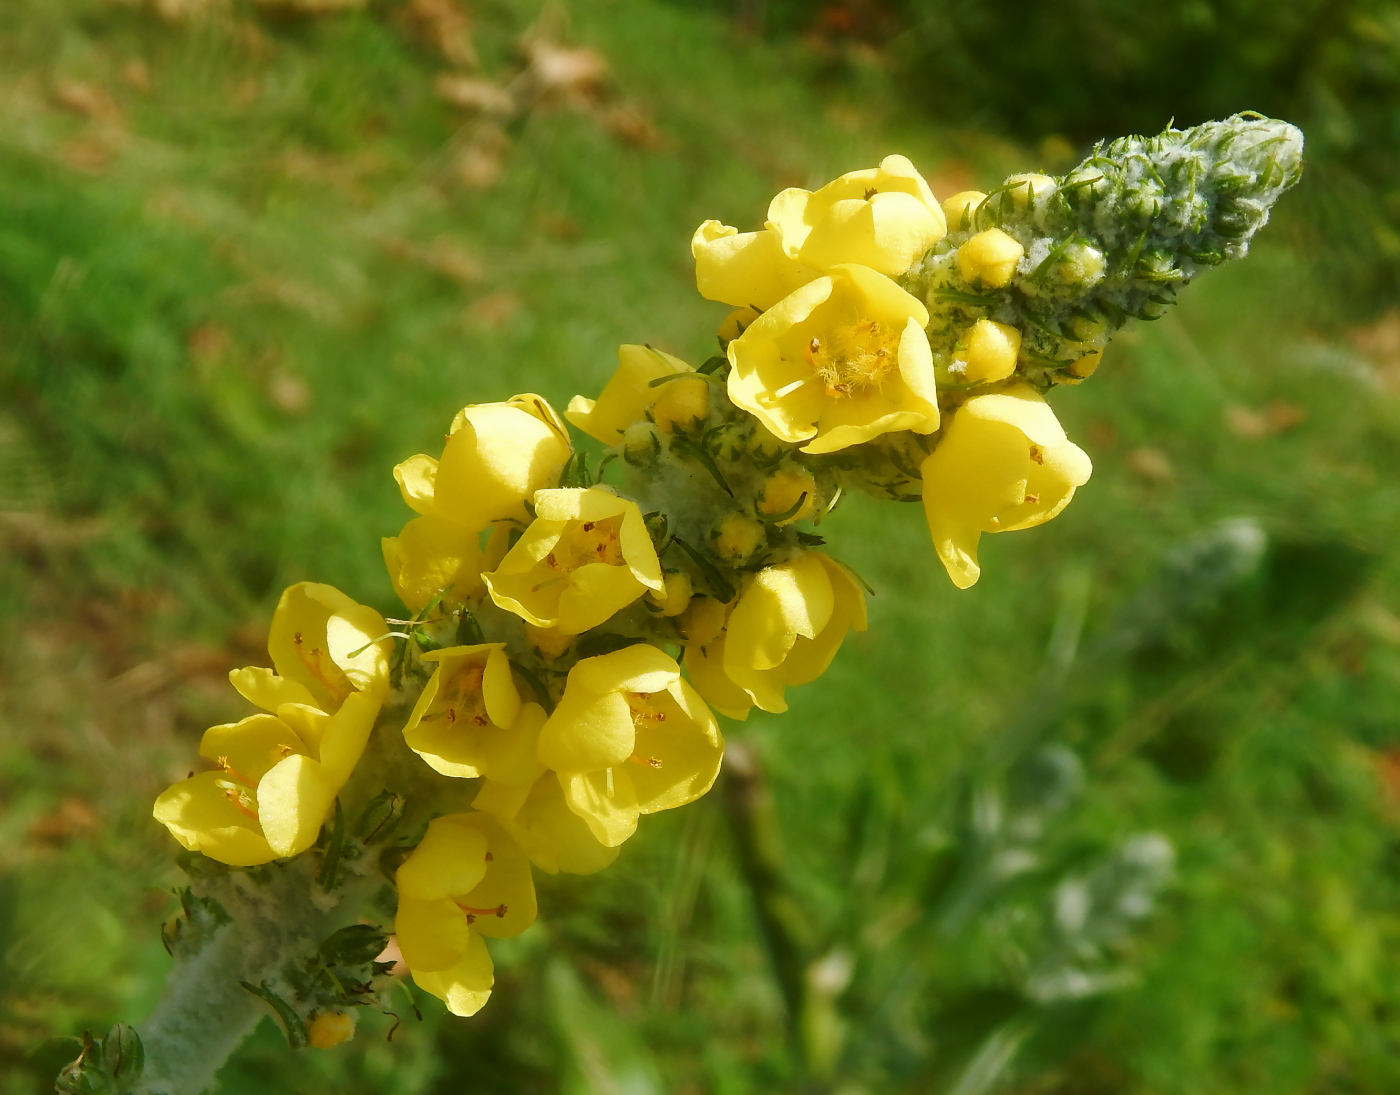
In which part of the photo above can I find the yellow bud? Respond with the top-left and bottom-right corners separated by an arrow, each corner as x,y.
955,319 -> 1021,384
308,1010 -> 357,1050
958,229 -> 1024,289
652,377 -> 710,433
621,421 -> 659,460
713,512 -> 765,562
651,570 -> 693,617
719,306 -> 761,347
679,594 -> 729,646
941,190 -> 987,233
1059,350 -> 1102,385
757,468 -> 817,524
526,622 -> 575,660
1059,241 -> 1105,286
1002,173 -> 1056,210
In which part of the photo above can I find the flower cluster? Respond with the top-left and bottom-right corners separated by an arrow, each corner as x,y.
151,117 -> 1302,1038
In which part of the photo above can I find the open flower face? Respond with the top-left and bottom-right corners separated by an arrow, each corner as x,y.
920,385 -> 1093,589
536,645 -> 724,847
686,553 -> 867,718
566,344 -> 707,444
153,691 -> 381,866
229,582 -> 392,715
403,644 -> 546,786
728,263 -> 938,454
395,813 -> 537,1017
394,393 -> 571,532
484,488 -> 665,635
767,154 -> 946,278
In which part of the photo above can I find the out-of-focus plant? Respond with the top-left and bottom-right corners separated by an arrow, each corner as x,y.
53,114 -> 1301,1094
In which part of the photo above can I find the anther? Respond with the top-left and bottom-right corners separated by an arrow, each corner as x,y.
1029,444 -> 1044,465
216,756 -> 255,786
629,754 -> 663,768
223,787 -> 258,820
864,187 -> 877,200
1025,493 -> 1040,505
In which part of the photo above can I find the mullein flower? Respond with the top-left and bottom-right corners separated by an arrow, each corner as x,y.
381,514 -> 484,613
152,692 -> 382,866
474,773 -> 620,875
692,154 -> 945,310
920,385 -> 1092,589
154,583 -> 391,865
727,263 -> 938,454
566,344 -> 709,444
685,552 -> 867,718
402,644 -> 546,786
536,646 -> 724,847
394,394 -> 572,530
394,813 -> 537,1017
484,487 -> 665,634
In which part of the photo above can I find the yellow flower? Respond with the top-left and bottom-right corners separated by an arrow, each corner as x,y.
942,190 -> 987,233
536,645 -> 724,847
484,487 -> 665,634
402,643 -> 546,786
307,1012 -> 356,1050
381,515 -> 483,614
394,812 -> 537,1017
474,774 -> 620,876
566,344 -> 708,445
920,385 -> 1093,589
685,552 -> 867,718
394,393 -> 571,531
229,582 -> 392,714
692,220 -> 816,312
767,154 -> 946,278
152,691 -> 382,866
692,155 -> 945,310
727,263 -> 938,454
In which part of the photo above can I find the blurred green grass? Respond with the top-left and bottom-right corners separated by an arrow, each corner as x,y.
6,2 -> 1400,1094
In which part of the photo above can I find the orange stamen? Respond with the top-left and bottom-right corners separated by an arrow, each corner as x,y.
456,902 -> 507,923
223,786 -> 258,820
629,754 -> 663,769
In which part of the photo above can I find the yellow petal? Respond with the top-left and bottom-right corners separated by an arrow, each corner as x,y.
257,754 -> 336,859
691,219 -> 815,310
726,555 -> 835,671
564,344 -> 693,445
561,769 -> 639,848
476,775 -> 620,876
394,453 -> 438,516
682,638 -> 753,721
445,812 -> 538,939
152,772 -> 275,867
382,515 -> 484,613
228,667 -> 317,713
411,931 -> 494,1016
957,319 -> 1021,384
325,605 -> 392,697
275,702 -> 330,754
396,815 -> 490,902
396,896 -> 470,973
537,687 -> 635,773
434,399 -> 571,528
629,680 -> 724,813
314,691 -> 381,788
199,714 -> 306,787
554,563 -> 650,633
798,191 -> 945,277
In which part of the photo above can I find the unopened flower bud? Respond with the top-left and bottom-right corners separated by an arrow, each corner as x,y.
526,623 -> 574,659
308,1010 -> 356,1050
651,570 -> 693,617
652,377 -> 710,433
942,190 -> 986,233
953,319 -> 1021,384
713,512 -> 765,562
958,228 -> 1024,288
1059,350 -> 1102,385
1002,173 -> 1057,212
1058,241 -> 1105,286
678,594 -> 729,646
757,468 -> 817,525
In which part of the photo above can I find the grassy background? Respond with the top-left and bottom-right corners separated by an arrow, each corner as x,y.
5,2 -> 1400,1093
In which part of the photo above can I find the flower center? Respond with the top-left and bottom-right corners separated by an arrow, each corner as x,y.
292,630 -> 353,702
543,517 -> 626,575
804,319 -> 902,398
423,661 -> 491,728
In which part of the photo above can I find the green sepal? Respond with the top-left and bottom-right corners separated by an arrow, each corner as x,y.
238,981 -> 310,1049
318,924 -> 389,967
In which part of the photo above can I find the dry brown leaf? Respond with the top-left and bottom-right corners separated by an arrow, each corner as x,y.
52,81 -> 123,124
404,0 -> 478,67
602,103 -> 661,148
525,40 -> 608,103
465,289 -> 520,329
434,75 -> 514,115
1127,446 -> 1174,483
1225,400 -> 1306,439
